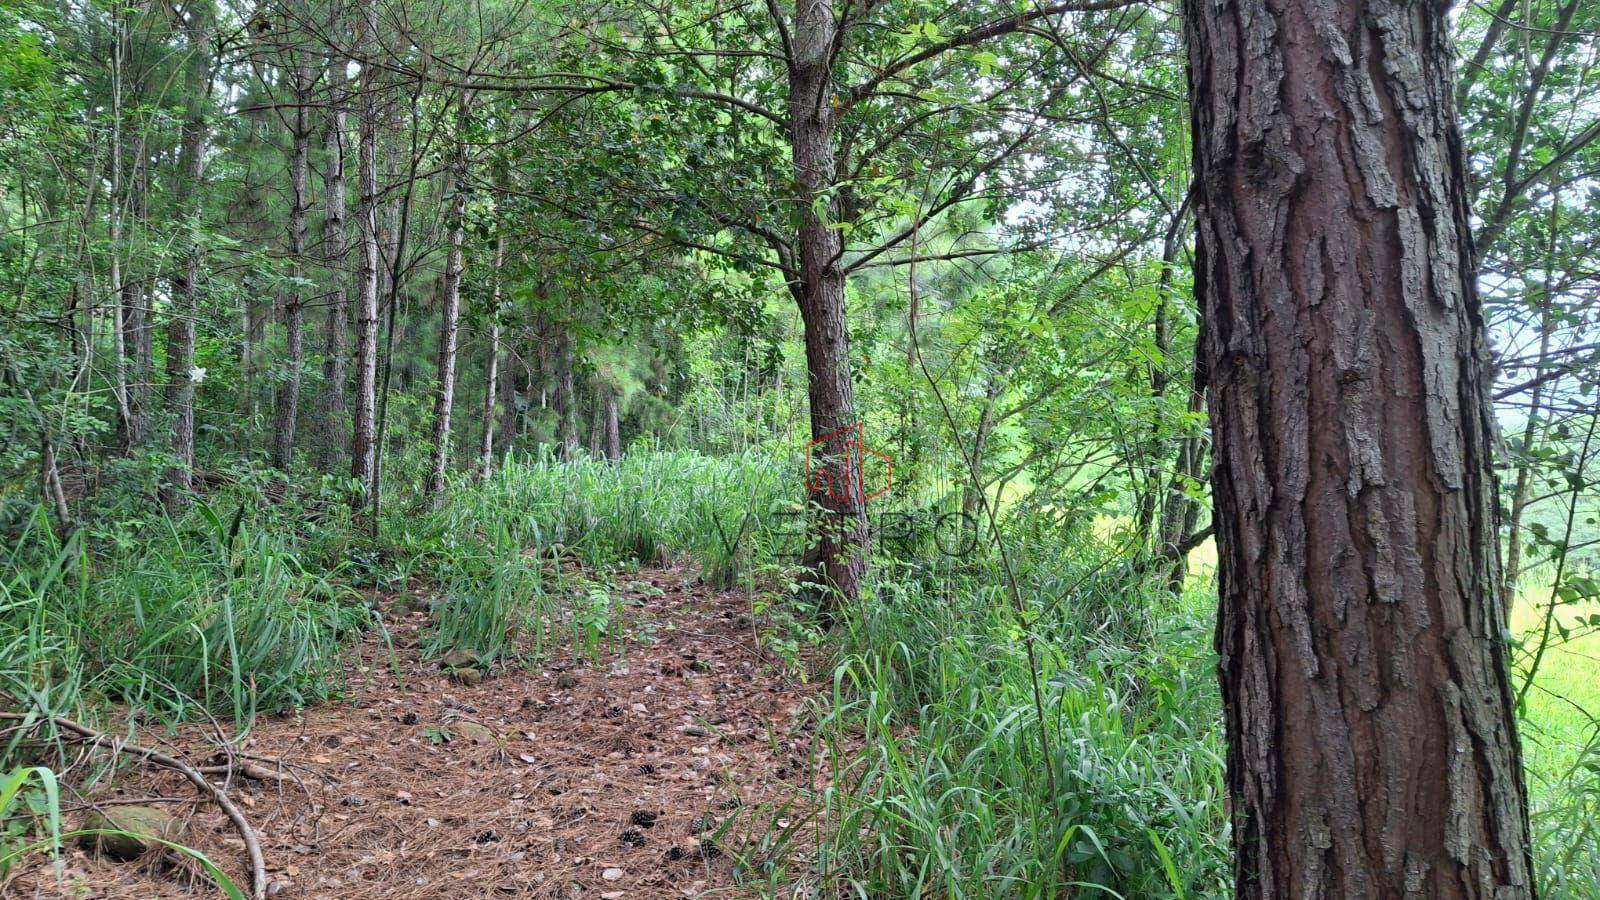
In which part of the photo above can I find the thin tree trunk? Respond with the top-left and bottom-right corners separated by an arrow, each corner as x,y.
1157,371 -> 1208,593
603,389 -> 620,462
424,94 -> 472,505
477,236 -> 504,480
160,4 -> 213,507
1139,206 -> 1190,544
498,344 -> 519,461
350,0 -> 380,505
122,278 -> 150,447
962,376 -> 1004,520
369,105 -> 421,535
1186,0 -> 1536,893
588,389 -> 604,458
124,153 -> 153,447
553,324 -> 579,459
1501,201 -> 1561,613
319,52 -> 350,467
41,421 -> 71,529
108,2 -> 133,446
789,0 -> 867,604
272,54 -> 313,471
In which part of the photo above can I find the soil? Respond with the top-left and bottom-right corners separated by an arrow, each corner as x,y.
5,565 -> 837,899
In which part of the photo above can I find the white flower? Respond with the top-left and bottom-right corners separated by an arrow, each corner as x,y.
189,366 -> 207,384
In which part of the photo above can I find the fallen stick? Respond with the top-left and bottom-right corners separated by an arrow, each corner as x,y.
197,760 -> 294,784
0,713 -> 267,900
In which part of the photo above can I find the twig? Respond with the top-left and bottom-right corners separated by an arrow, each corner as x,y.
0,713 -> 267,900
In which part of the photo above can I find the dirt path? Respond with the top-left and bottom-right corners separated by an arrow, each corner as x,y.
10,566 -> 831,899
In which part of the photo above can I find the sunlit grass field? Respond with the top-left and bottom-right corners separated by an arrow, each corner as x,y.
1511,587 -> 1600,786
1181,536 -> 1597,789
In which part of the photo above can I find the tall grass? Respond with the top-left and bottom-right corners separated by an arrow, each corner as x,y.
1,500 -> 367,733
798,547 -> 1231,899
425,445 -> 793,581
1,447 -> 793,736
5,448 -> 1594,899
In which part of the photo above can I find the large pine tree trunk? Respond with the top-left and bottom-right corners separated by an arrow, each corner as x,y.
350,0 -> 381,505
789,0 -> 867,604
272,54 -> 313,470
1185,0 -> 1535,894
319,49 -> 350,467
160,4 -> 213,507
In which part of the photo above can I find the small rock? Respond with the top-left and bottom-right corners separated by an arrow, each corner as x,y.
602,867 -> 624,881
452,721 -> 498,743
438,648 -> 482,670
80,806 -> 184,860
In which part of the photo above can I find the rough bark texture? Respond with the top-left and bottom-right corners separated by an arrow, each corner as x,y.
789,0 -> 867,603
1185,0 -> 1535,894
603,389 -> 621,462
319,51 -> 350,467
350,0 -> 381,503
272,54 -> 313,470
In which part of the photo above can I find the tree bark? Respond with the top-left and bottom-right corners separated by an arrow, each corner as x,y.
552,323 -> 579,459
160,3 -> 213,508
478,236 -> 504,480
319,43 -> 350,468
122,137 -> 154,450
424,95 -> 472,505
497,337 -> 519,460
272,53 -> 314,471
1157,372 -> 1208,594
1185,0 -> 1535,894
603,388 -> 620,462
350,0 -> 381,505
789,0 -> 867,604
588,388 -> 604,458
108,2 -> 133,447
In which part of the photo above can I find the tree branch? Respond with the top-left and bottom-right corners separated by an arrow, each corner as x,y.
842,0 -> 1137,109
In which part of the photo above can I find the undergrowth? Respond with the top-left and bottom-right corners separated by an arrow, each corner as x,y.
795,549 -> 1231,899
2,448 -> 1596,897
0,447 -> 791,742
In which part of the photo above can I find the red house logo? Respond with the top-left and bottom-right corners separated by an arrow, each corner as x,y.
806,423 -> 892,505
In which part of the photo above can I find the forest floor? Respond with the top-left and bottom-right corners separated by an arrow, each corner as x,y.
8,565 -> 838,899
